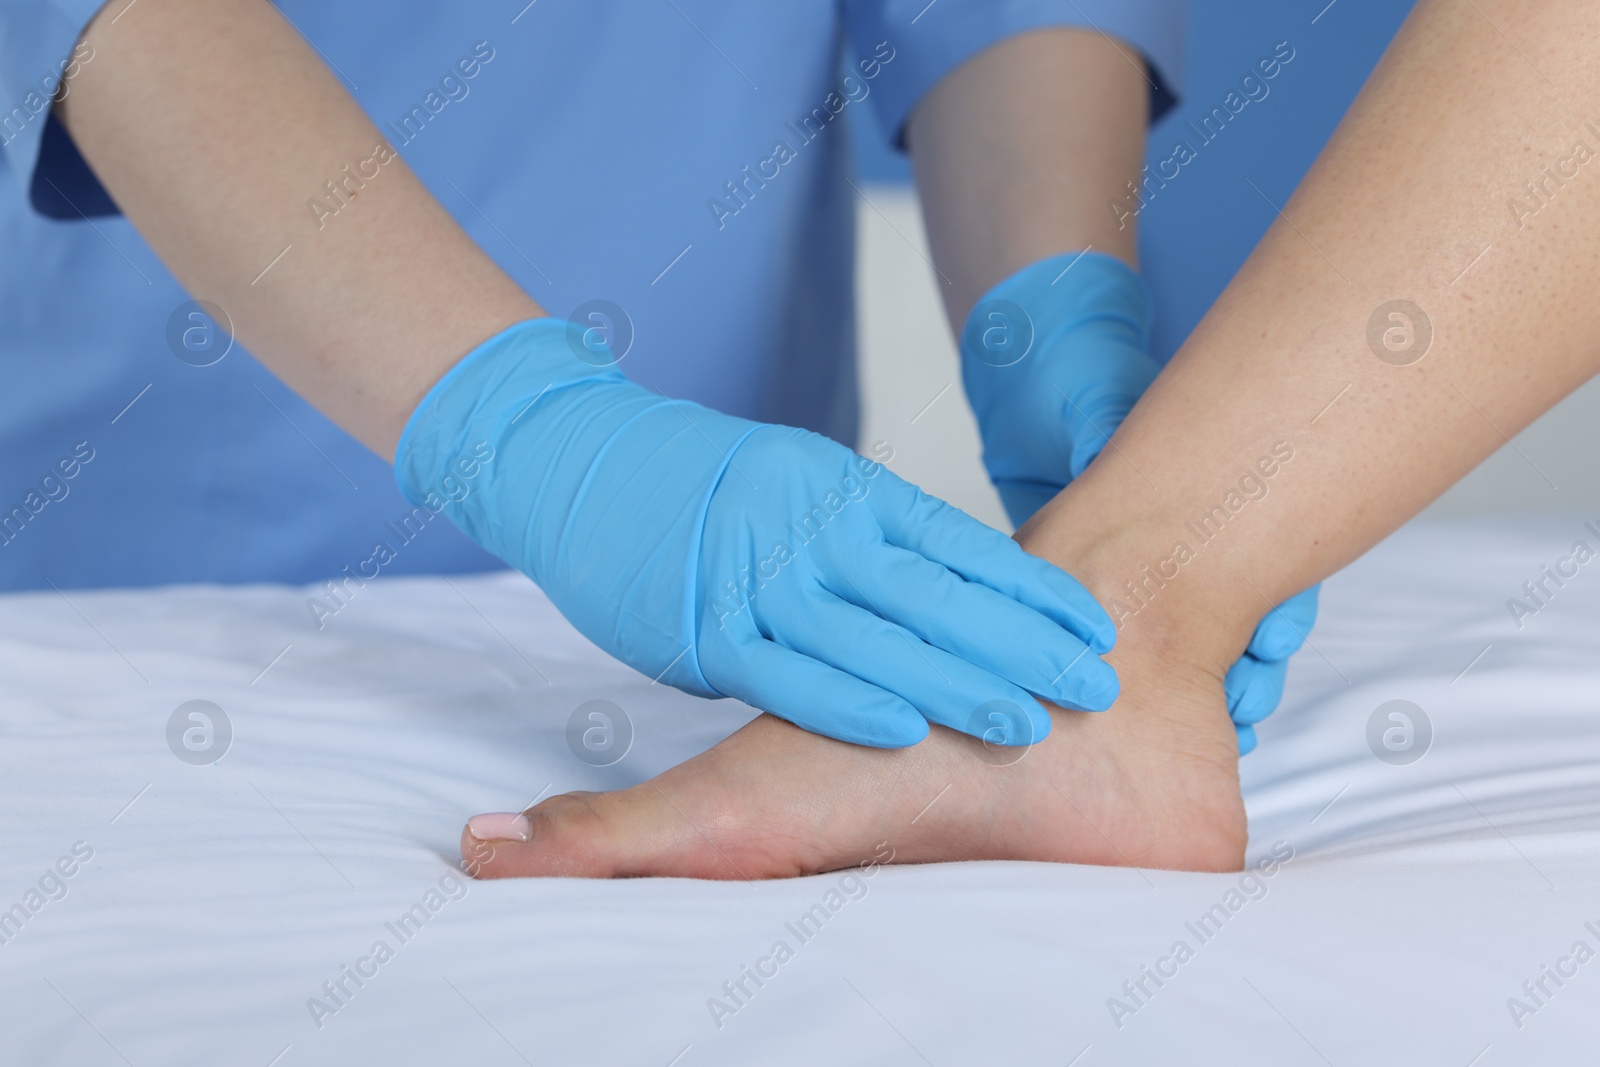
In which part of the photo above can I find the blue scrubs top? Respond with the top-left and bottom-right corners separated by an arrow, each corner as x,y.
0,0 -> 1183,591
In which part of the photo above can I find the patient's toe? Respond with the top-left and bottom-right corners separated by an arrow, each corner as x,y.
459,788 -> 757,880
461,793 -> 614,878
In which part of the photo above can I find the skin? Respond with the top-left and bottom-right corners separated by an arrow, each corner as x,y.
463,0 -> 1600,878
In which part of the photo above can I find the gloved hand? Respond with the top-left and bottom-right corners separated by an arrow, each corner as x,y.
1224,585 -> 1319,754
958,251 -> 1318,753
396,317 -> 1119,750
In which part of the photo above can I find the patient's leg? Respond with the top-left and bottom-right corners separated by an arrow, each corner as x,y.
463,0 -> 1600,878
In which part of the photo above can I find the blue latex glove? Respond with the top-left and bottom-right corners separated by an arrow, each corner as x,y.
1224,585 -> 1320,754
395,318 -> 1119,750
958,252 -> 1318,753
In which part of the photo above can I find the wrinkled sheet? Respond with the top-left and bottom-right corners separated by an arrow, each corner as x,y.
2,517 -> 1598,1065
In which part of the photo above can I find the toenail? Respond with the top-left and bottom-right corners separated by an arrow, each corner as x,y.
467,812 -> 532,843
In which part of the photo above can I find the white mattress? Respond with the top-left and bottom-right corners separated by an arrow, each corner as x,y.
3,518 -> 1599,1066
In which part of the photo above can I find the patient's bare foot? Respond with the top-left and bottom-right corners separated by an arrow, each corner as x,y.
460,533 -> 1253,878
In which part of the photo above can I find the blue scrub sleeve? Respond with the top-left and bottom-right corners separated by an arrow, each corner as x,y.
843,0 -> 1187,150
0,0 -> 118,218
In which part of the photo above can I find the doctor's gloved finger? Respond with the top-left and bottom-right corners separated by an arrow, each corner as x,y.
770,595 -> 1055,745
828,544 -> 1117,710
867,475 -> 1115,653
1224,654 -> 1288,726
1247,585 -> 1321,661
708,639 -> 929,749
1236,723 -> 1259,756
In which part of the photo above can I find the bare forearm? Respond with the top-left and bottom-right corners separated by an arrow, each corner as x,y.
1029,0 -> 1600,654
908,28 -> 1148,332
58,0 -> 542,458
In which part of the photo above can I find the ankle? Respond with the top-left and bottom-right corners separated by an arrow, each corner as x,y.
1020,514 -> 1261,675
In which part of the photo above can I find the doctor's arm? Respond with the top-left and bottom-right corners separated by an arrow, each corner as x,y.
908,28 -> 1144,329
57,0 -> 539,459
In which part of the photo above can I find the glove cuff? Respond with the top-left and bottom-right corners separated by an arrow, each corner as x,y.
394,317 -> 625,507
960,251 -> 1153,363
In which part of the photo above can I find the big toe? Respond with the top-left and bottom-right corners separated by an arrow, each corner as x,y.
458,787 -> 760,881
460,795 -> 613,879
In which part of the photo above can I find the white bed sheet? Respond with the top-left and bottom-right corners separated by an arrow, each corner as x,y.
3,517 -> 1599,1066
